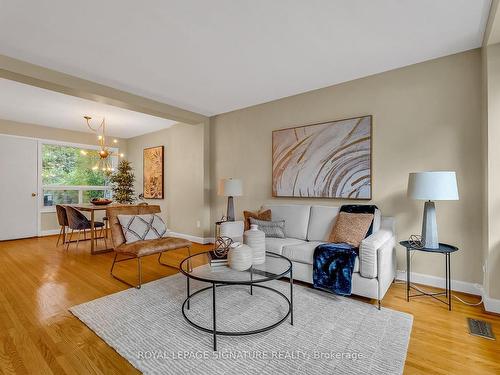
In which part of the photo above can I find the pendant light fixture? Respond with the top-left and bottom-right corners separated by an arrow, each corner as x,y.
83,116 -> 124,172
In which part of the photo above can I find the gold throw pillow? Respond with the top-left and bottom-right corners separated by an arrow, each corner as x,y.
243,209 -> 272,230
329,212 -> 374,247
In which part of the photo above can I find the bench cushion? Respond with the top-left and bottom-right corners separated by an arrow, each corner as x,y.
116,236 -> 191,257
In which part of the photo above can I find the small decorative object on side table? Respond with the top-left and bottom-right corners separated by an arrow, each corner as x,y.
399,240 -> 459,310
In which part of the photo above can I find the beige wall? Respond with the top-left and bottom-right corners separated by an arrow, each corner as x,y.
210,49 -> 483,285
484,43 -> 500,299
126,123 -> 205,238
0,118 -> 127,232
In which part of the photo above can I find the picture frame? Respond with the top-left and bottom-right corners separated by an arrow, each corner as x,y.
272,115 -> 372,199
143,145 -> 164,199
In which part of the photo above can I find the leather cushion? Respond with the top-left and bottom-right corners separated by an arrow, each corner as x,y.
116,236 -> 191,257
107,205 -> 161,248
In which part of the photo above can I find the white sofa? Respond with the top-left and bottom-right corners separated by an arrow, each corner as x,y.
227,204 -> 397,308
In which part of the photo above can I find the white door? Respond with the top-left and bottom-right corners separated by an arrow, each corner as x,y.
0,135 -> 38,240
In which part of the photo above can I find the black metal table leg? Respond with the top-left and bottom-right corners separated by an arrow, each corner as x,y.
406,249 -> 410,302
448,253 -> 452,311
187,276 -> 190,310
250,266 -> 253,295
445,253 -> 448,298
290,267 -> 294,325
213,282 -> 217,351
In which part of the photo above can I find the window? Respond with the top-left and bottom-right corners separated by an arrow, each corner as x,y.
41,143 -> 117,210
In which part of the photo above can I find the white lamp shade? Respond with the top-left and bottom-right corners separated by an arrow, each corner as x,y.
219,178 -> 243,197
407,171 -> 459,201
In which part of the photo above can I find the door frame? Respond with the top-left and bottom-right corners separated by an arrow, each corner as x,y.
0,133 -> 40,239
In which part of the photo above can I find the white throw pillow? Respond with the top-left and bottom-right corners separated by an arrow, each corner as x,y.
118,214 -> 168,244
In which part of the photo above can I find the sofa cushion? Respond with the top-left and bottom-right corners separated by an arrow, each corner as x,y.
249,218 -> 285,238
282,241 -> 359,272
265,237 -> 305,255
282,241 -> 325,264
262,204 -> 310,240
307,205 -> 340,241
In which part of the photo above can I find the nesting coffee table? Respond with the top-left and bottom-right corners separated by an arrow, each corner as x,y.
179,251 -> 293,351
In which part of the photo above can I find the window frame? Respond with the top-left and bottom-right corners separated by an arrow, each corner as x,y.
39,139 -> 119,213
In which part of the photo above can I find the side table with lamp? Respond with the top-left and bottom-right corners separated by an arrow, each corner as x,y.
403,171 -> 459,310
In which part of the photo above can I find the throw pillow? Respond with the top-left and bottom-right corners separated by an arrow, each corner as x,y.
328,212 -> 374,247
339,204 -> 378,236
249,217 -> 285,238
118,214 -> 168,244
243,208 -> 272,230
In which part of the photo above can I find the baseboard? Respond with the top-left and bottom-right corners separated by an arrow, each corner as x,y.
477,286 -> 500,314
395,270 -> 481,296
40,229 -> 61,236
168,231 -> 212,245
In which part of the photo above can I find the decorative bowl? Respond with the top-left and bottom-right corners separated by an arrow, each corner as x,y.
91,198 -> 113,206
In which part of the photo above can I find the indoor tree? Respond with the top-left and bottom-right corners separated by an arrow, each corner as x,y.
110,160 -> 136,203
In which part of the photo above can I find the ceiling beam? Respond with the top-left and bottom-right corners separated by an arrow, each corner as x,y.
0,54 -> 208,125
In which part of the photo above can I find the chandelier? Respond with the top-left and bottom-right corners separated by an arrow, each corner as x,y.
83,116 -> 124,172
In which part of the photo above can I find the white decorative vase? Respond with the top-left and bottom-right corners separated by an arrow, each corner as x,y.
227,243 -> 253,271
244,224 -> 266,265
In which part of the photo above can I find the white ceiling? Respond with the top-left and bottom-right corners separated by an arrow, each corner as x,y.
0,0 -> 492,116
0,78 -> 177,138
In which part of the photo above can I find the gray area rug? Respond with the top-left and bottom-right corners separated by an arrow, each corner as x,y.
70,272 -> 412,375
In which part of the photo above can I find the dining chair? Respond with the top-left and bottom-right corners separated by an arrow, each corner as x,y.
55,205 -> 68,246
65,206 -> 106,251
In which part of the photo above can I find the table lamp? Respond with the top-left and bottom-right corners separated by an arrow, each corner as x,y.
407,171 -> 459,249
219,178 -> 243,221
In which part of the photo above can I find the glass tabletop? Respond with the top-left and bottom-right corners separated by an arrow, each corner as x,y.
179,251 -> 292,284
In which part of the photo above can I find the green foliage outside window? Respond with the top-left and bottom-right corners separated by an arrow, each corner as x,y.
42,144 -> 111,186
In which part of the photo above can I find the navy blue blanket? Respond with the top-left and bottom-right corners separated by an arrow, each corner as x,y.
313,243 -> 358,296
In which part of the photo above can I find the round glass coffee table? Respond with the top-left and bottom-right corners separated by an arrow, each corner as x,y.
179,251 -> 293,351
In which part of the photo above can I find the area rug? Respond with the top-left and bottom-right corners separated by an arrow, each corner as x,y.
70,272 -> 412,375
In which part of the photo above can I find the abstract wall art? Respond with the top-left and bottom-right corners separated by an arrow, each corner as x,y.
143,145 -> 164,199
272,116 -> 372,199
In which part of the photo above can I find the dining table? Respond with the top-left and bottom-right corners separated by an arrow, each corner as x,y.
70,203 -> 135,255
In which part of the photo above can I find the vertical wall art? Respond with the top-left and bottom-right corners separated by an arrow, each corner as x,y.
143,146 -> 164,199
272,115 -> 372,199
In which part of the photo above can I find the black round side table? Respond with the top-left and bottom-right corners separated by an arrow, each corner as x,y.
399,241 -> 459,311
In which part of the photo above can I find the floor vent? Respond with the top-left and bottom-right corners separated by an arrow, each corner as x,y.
467,318 -> 495,340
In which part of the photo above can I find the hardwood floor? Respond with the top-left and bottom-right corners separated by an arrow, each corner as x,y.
0,235 -> 498,374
